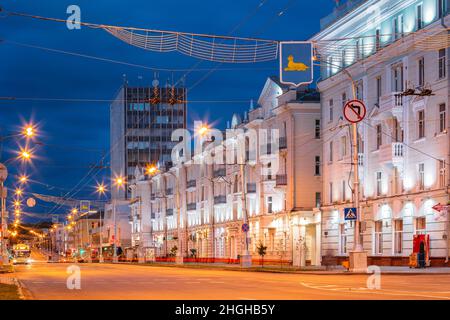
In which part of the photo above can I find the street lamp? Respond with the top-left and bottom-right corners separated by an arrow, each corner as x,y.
145,164 -> 159,176
19,149 -> 32,161
24,125 -> 35,138
96,182 -> 107,263
112,176 -> 125,263
0,163 -> 8,265
15,188 -> 23,196
19,175 -> 28,183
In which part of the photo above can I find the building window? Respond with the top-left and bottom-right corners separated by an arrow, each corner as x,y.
418,57 -> 425,87
438,0 -> 447,18
392,64 -> 404,92
376,76 -> 382,104
376,172 -> 382,196
341,92 -> 347,108
439,103 -> 446,133
356,81 -> 364,100
342,180 -> 346,202
418,163 -> 425,190
439,160 -> 446,188
375,29 -> 381,51
329,99 -> 334,122
315,119 -> 321,139
315,156 -> 321,176
375,220 -> 383,255
267,196 -> 273,214
340,135 -> 347,159
329,141 -> 333,162
376,124 -> 382,149
341,49 -> 346,68
415,216 -> 426,235
418,110 -> 425,139
394,219 -> 403,254
416,3 -> 423,30
328,56 -> 334,77
439,49 -> 446,79
329,182 -> 333,204
339,224 -> 347,255
394,15 -> 404,40
315,192 -> 321,208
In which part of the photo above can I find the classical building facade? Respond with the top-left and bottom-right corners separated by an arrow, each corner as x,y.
129,77 -> 322,266
312,0 -> 450,265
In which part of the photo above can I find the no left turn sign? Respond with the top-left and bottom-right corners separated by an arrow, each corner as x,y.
343,99 -> 366,124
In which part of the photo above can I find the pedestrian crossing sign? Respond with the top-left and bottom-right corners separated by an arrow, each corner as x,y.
344,207 -> 358,221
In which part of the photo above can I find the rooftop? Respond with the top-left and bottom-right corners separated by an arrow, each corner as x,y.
320,0 -> 368,30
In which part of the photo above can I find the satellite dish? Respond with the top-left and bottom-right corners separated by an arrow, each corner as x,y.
26,197 -> 36,208
152,79 -> 159,87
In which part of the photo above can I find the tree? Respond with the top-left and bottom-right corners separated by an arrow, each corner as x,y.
256,241 -> 267,267
169,245 -> 178,257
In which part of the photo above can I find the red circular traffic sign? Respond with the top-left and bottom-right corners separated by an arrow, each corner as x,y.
343,99 -> 366,124
241,223 -> 250,233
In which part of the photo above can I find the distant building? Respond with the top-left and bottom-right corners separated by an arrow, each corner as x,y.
110,83 -> 187,200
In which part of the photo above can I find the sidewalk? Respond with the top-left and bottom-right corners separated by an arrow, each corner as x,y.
110,261 -> 450,275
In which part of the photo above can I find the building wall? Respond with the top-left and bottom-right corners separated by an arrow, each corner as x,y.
129,77 -> 323,266
313,0 -> 450,265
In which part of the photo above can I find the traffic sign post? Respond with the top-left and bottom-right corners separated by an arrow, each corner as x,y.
344,208 -> 358,221
241,223 -> 250,233
343,99 -> 366,124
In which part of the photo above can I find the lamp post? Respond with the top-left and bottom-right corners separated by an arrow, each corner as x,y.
96,183 -> 106,263
112,177 -> 125,263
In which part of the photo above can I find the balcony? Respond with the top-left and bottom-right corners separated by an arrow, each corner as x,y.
187,203 -> 197,211
378,142 -> 404,167
214,195 -> 227,205
279,136 -> 287,150
276,174 -> 287,186
165,188 -> 173,196
379,93 -> 403,119
213,167 -> 226,178
247,182 -> 257,193
166,208 -> 174,216
186,179 -> 196,189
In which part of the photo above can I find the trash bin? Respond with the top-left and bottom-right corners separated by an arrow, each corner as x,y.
409,253 -> 418,268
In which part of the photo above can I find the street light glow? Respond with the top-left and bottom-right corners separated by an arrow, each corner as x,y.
19,175 -> 28,183
114,176 -> 125,188
19,150 -> 32,161
198,125 -> 209,136
24,125 -> 35,137
96,183 -> 107,195
146,164 -> 158,175
15,188 -> 23,196
71,208 -> 78,215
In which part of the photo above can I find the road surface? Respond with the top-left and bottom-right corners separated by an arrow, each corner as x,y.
10,252 -> 450,300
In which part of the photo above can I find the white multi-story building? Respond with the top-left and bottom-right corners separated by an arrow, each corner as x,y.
129,76 -> 323,266
313,0 -> 450,266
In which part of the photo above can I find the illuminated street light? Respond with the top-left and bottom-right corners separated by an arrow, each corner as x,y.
114,176 -> 125,188
198,125 -> 209,136
96,183 -> 107,195
15,188 -> 23,196
24,125 -> 35,137
71,208 -> 78,215
146,164 -> 158,176
14,200 -> 20,207
14,208 -> 20,215
19,175 -> 28,183
19,149 -> 32,161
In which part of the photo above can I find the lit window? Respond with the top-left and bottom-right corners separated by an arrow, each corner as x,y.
394,219 -> 403,254
418,163 -> 425,190
439,103 -> 446,133
416,4 -> 423,30
415,216 -> 426,235
375,220 -> 383,255
438,49 -> 446,79
376,172 -> 382,196
418,110 -> 425,139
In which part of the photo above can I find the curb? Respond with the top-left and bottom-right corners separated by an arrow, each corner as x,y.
101,262 -> 450,275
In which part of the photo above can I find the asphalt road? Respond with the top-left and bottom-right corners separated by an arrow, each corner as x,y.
10,252 -> 450,300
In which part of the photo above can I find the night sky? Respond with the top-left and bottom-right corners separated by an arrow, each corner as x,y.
0,0 -> 334,222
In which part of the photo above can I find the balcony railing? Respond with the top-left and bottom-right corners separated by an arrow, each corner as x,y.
214,195 -> 227,205
187,203 -> 197,211
213,168 -> 226,178
378,142 -> 404,165
166,208 -> 174,216
393,142 -> 404,157
247,182 -> 257,193
276,174 -> 287,186
186,179 -> 196,189
279,136 -> 287,149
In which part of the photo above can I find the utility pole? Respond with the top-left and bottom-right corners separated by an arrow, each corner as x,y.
240,160 -> 251,267
112,199 -> 118,263
0,164 -> 9,265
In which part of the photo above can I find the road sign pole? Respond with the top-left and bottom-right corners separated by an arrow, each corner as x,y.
348,85 -> 367,273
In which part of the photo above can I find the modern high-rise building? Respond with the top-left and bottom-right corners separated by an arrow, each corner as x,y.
110,83 -> 187,199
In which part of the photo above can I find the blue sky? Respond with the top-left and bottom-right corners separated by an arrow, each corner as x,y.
0,0 -> 335,221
